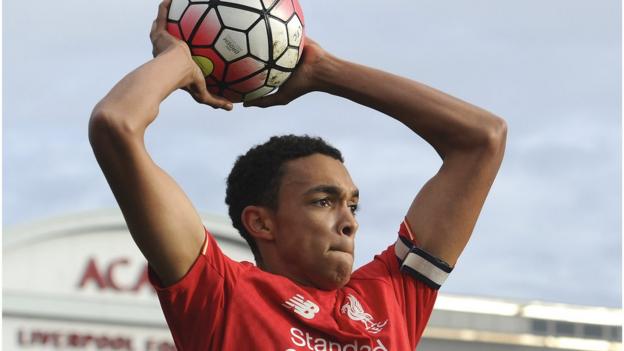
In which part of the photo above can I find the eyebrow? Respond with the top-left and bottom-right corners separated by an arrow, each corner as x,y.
304,185 -> 359,199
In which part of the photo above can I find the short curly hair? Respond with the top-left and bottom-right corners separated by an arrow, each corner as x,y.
225,135 -> 344,263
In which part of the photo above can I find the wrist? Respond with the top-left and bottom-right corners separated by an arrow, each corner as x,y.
311,53 -> 347,94
159,41 -> 197,89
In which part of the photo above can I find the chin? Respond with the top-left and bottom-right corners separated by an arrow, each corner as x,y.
316,260 -> 353,291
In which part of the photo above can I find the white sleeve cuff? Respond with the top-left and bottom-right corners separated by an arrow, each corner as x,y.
400,246 -> 453,290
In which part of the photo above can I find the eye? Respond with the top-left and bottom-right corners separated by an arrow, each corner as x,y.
315,199 -> 332,207
349,204 -> 359,214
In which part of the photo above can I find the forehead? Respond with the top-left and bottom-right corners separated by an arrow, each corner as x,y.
280,154 -> 356,193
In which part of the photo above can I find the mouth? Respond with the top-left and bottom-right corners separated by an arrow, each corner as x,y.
329,245 -> 353,255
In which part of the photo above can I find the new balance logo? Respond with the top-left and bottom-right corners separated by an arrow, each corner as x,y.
341,294 -> 388,334
283,294 -> 320,320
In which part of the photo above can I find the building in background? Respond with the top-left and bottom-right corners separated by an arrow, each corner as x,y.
3,210 -> 622,351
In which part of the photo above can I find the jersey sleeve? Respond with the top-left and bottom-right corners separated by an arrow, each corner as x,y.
148,228 -> 250,351
354,219 -> 453,348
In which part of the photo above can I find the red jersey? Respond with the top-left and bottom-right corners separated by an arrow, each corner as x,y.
149,220 -> 452,350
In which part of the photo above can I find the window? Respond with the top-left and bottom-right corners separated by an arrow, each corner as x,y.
582,324 -> 603,339
555,322 -> 576,336
531,319 -> 549,335
611,326 -> 622,342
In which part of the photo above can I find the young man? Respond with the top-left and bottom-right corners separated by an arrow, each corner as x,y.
89,1 -> 507,349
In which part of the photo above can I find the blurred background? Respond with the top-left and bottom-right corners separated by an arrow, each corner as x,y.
3,0 -> 622,350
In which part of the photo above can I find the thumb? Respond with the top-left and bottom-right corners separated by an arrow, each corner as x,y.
156,0 -> 171,29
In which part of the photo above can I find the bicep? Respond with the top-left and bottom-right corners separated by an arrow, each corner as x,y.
91,123 -> 204,286
405,147 -> 504,266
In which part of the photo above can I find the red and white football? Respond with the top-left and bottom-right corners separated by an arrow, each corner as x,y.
167,0 -> 305,102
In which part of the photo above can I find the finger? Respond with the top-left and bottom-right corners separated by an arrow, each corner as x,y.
156,0 -> 171,30
151,1 -> 170,41
208,97 -> 234,111
194,90 -> 234,111
242,96 -> 267,108
150,19 -> 158,41
192,93 -> 233,111
215,99 -> 234,111
210,94 -> 234,111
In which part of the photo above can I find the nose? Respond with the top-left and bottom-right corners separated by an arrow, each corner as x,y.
337,205 -> 358,237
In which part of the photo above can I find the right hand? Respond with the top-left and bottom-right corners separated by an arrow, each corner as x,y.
150,0 -> 232,110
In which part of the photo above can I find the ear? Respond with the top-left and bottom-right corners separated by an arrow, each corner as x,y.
241,206 -> 275,241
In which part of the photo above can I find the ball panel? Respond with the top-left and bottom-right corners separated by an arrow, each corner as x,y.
262,0 -> 277,9
270,0 -> 294,22
245,86 -> 275,101
267,69 -> 291,87
249,21 -> 270,61
286,15 -> 303,47
192,9 -> 221,46
181,4 -> 209,40
275,47 -> 299,69
269,18 -> 288,59
205,76 -> 218,85
192,56 -> 214,76
167,22 -> 183,40
191,47 -> 226,80
298,36 -> 305,61
226,57 -> 265,82
292,0 -> 304,25
218,6 -> 260,31
230,70 -> 269,92
207,85 -> 221,96
221,0 -> 263,10
215,29 -> 248,62
168,0 -> 189,21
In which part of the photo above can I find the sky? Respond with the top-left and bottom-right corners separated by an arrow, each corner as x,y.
3,0 -> 622,307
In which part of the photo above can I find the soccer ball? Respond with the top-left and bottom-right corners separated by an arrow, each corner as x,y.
167,0 -> 305,103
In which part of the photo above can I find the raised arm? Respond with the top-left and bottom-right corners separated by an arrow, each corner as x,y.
247,41 -> 506,266
89,0 -> 232,286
